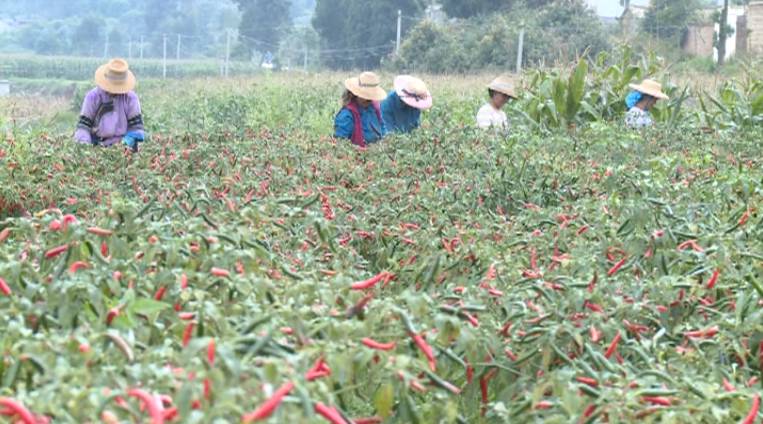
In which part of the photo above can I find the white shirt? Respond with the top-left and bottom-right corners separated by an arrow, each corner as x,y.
476,103 -> 508,129
625,107 -> 653,129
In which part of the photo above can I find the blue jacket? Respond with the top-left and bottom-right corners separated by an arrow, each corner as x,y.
334,104 -> 386,144
381,91 -> 421,134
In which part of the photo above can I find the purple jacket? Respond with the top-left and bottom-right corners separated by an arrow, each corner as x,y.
74,87 -> 144,146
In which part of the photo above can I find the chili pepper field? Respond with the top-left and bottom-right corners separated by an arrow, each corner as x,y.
0,74 -> 762,423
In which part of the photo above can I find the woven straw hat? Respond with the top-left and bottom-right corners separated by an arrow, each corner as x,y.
487,76 -> 517,99
345,72 -> 387,102
629,79 -> 669,100
95,58 -> 136,94
394,75 -> 433,110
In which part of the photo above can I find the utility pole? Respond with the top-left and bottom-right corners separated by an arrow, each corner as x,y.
516,27 -> 525,74
396,9 -> 402,55
718,0 -> 729,66
176,34 -> 182,61
224,30 -> 232,77
139,36 -> 144,60
162,34 -> 168,79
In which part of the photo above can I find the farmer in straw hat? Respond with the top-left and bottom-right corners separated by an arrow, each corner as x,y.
625,79 -> 669,129
74,58 -> 146,151
334,72 -> 388,147
381,75 -> 432,134
477,76 -> 517,129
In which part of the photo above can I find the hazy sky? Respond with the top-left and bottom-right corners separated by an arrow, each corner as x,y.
586,0 -> 723,17
585,0 -> 649,18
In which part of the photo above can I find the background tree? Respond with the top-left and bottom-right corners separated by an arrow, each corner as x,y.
0,0 -> 241,57
641,0 -> 701,43
438,0 -> 510,18
313,0 -> 423,69
72,16 -> 103,56
438,0 -> 557,19
392,0 -> 607,73
235,0 -> 293,60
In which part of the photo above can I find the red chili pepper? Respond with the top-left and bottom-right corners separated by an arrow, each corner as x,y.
182,322 -> 195,347
607,258 -> 627,277
0,397 -> 37,424
466,363 -> 474,385
587,271 -> 598,293
741,394 -> 760,424
210,268 -> 230,278
353,417 -> 382,424
462,312 -> 480,327
590,326 -> 602,343
530,248 -> 538,270
722,378 -> 736,392
0,278 -> 11,296
48,220 -> 62,232
208,338 -> 216,366
163,407 -> 178,421
739,209 -> 751,227
314,402 -> 347,424
241,381 -> 294,422
504,348 -> 518,361
62,214 -> 77,227
522,269 -> 543,279
203,378 -> 212,400
584,301 -> 604,313
758,340 -> 763,370
576,377 -> 599,387
577,225 -> 589,236
677,240 -> 704,253
361,338 -> 396,351
69,261 -> 90,274
484,264 -> 497,282
127,389 -> 164,424
684,326 -> 719,339
409,332 -> 436,371
0,228 -> 11,243
706,269 -> 720,289
641,396 -> 672,406
499,321 -> 512,337
534,401 -> 553,410
180,273 -> 188,289
87,227 -> 113,237
604,331 -> 621,359
154,286 -> 167,301
350,272 -> 390,290
44,244 -> 69,259
101,241 -> 109,257
305,358 -> 332,381
106,307 -> 120,325
479,370 -> 495,416
583,404 -> 597,418
347,292 -> 374,317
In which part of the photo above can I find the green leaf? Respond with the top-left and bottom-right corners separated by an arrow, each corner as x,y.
374,383 -> 395,418
566,59 -> 588,122
129,298 -> 170,316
